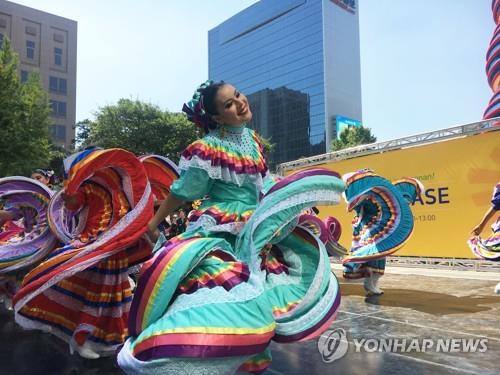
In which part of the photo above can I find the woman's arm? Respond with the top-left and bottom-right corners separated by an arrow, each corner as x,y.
0,210 -> 15,227
147,193 -> 184,238
471,206 -> 497,235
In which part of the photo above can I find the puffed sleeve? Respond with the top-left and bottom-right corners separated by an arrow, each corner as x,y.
492,183 -> 500,210
170,167 -> 214,202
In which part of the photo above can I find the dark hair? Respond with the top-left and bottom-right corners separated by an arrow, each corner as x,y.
182,80 -> 226,134
32,169 -> 56,185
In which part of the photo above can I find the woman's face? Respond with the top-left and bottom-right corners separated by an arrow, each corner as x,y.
31,172 -> 49,186
212,84 -> 252,126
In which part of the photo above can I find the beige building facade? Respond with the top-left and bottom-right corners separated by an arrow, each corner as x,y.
0,0 -> 77,149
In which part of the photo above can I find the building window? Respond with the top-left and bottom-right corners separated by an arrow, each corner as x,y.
54,47 -> 62,66
53,33 -> 64,43
26,40 -> 35,59
49,76 -> 67,94
50,100 -> 67,118
0,33 -> 3,49
49,124 -> 66,142
21,70 -> 29,83
25,26 -> 37,36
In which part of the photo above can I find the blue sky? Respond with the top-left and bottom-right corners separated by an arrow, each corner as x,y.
12,0 -> 494,141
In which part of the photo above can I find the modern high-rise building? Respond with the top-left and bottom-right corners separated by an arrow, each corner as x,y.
0,0 -> 77,149
209,0 -> 362,167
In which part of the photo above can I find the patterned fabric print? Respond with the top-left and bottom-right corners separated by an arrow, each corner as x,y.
76,183 -> 114,243
17,251 -> 133,348
180,127 -> 268,178
272,300 -> 300,318
260,245 -> 289,275
342,170 -> 417,264
176,250 -> 250,295
14,148 -> 154,356
351,189 -> 397,250
140,155 -> 179,201
188,205 -> 253,225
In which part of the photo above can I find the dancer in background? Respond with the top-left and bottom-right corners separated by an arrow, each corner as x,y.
13,149 -> 155,359
469,182 -> 500,294
342,170 -> 423,296
0,171 -> 58,309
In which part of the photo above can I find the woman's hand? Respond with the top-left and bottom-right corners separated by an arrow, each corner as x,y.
146,222 -> 160,243
471,224 -> 484,236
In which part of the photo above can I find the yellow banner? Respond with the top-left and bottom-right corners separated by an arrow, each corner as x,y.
303,131 -> 500,258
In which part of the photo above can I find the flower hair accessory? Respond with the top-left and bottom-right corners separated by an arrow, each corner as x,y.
182,80 -> 217,130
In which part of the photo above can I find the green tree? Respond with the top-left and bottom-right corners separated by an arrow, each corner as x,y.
258,136 -> 275,156
75,99 -> 199,162
48,141 -> 69,178
0,37 -> 51,177
331,126 -> 377,151
74,118 -> 92,148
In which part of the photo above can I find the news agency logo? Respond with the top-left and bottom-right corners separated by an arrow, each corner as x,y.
318,329 -> 488,363
317,328 -> 349,363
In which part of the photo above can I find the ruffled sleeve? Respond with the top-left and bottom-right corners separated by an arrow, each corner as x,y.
492,183 -> 500,210
170,167 -> 214,202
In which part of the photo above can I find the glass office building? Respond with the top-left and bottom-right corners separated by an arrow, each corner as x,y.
209,0 -> 362,168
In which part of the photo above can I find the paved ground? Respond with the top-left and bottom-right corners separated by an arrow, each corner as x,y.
1,267 -> 499,375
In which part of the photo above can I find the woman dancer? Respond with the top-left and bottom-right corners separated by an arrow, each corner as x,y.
469,182 -> 500,293
0,170 -> 58,308
13,149 -> 155,359
342,170 -> 422,296
118,81 -> 345,374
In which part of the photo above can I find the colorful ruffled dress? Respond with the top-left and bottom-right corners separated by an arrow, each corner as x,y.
118,125 -> 345,374
13,149 -> 155,356
342,170 -> 422,279
0,177 -> 57,301
468,183 -> 500,260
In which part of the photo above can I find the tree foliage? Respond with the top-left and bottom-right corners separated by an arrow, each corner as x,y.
0,37 -> 51,177
331,126 -> 377,151
258,135 -> 275,156
75,99 -> 200,162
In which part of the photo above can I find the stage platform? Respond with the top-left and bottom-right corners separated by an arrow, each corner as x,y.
1,267 -> 499,375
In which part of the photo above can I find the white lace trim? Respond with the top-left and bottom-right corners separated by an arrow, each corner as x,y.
165,272 -> 265,317
15,313 -> 118,356
186,214 -> 244,235
178,155 -> 264,191
118,339 -> 249,375
275,272 -> 339,336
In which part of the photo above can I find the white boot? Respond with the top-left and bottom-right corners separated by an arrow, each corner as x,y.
363,274 -> 383,295
363,275 -> 376,295
69,337 -> 100,359
370,273 -> 384,295
495,282 -> 500,295
128,275 -> 136,292
3,297 -> 13,311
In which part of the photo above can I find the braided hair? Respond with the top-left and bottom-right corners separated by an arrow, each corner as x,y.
182,80 -> 226,134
